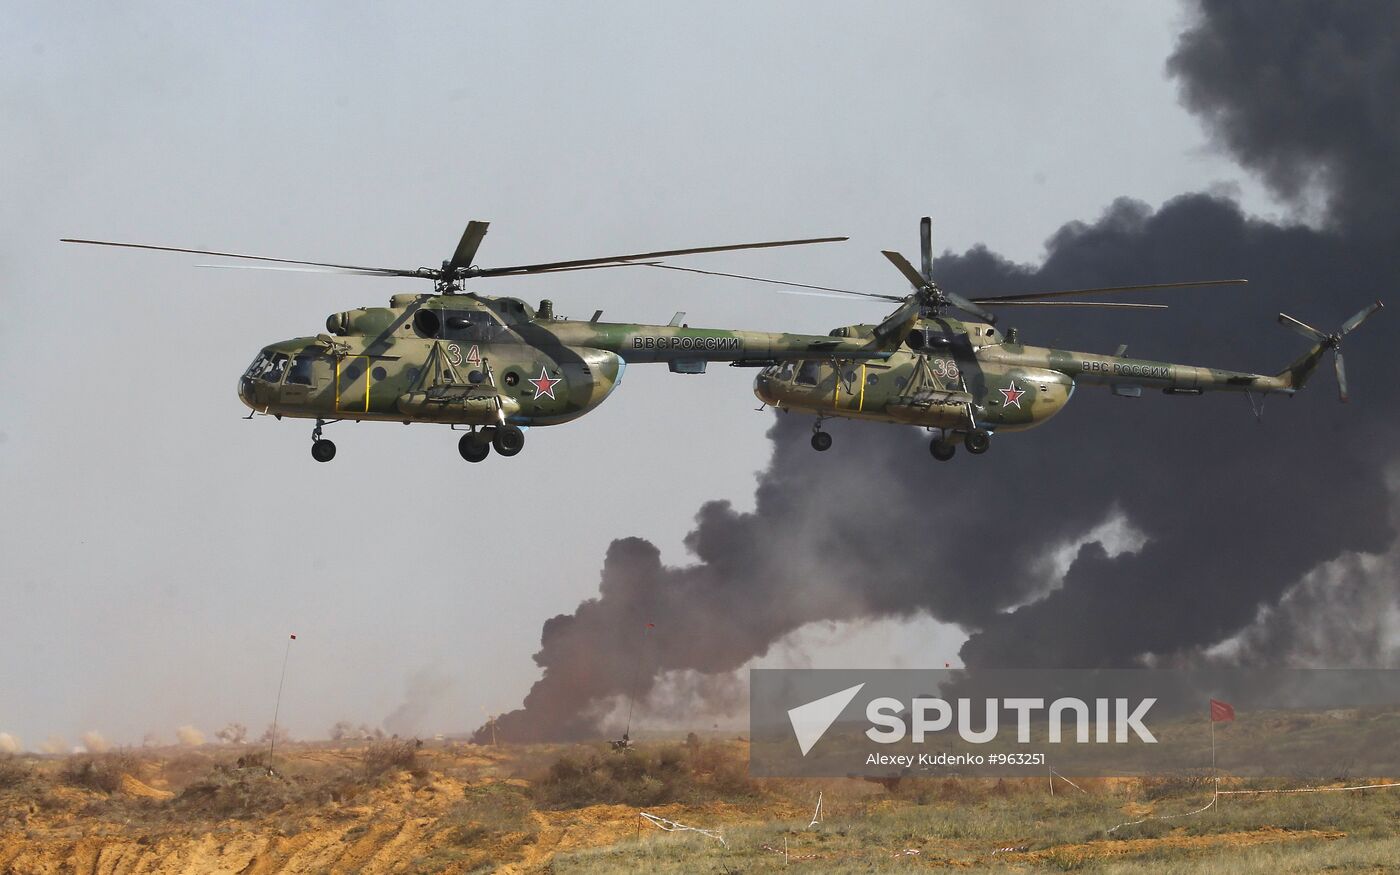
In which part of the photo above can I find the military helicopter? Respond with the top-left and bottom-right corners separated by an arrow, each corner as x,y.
696,218 -> 1382,460
63,222 -> 905,462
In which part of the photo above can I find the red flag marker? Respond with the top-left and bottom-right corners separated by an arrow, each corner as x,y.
290,634 -> 297,640
1209,698 -> 1235,722
646,623 -> 654,629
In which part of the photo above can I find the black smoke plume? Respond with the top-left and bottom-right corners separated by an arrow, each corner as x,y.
479,0 -> 1400,743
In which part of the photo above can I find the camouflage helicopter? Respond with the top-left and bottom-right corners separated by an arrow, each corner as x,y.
700,218 -> 1382,460
63,222 -> 903,462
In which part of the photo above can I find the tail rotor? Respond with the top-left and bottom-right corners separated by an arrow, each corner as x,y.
1276,301 -> 1383,402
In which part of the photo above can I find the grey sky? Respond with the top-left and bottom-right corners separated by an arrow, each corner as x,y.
1,2 -> 1275,746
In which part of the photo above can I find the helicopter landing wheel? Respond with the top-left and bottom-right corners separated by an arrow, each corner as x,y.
929,437 -> 957,461
311,439 -> 337,463
458,432 -> 490,463
811,431 -> 833,452
964,429 -> 991,455
492,425 -> 525,457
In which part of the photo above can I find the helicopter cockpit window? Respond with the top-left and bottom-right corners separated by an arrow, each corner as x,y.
261,353 -> 290,383
286,355 -> 317,386
762,362 -> 795,381
444,311 -> 503,342
243,351 -> 289,383
243,351 -> 273,380
794,360 -> 821,386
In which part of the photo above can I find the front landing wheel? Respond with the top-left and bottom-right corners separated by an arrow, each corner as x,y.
458,433 -> 491,463
311,439 -> 337,463
493,425 -> 525,457
811,431 -> 833,452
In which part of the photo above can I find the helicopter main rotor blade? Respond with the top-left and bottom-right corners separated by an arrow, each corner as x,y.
883,249 -> 930,291
446,221 -> 490,273
474,236 -> 848,277
882,250 -> 998,323
198,259 -> 666,278
1334,348 -> 1349,403
772,288 -> 900,301
973,278 -> 1248,303
978,300 -> 1168,309
920,216 -> 933,282
195,263 -> 402,277
59,238 -> 420,276
497,261 -> 665,275
645,263 -> 905,301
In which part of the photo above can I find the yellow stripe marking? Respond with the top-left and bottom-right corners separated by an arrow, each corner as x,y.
335,356 -> 373,413
858,364 -> 866,412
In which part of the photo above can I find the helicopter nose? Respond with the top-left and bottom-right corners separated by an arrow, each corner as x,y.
238,376 -> 256,410
754,374 -> 778,406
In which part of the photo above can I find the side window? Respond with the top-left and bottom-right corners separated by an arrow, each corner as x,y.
777,362 -> 795,382
287,355 -> 319,386
413,309 -> 442,339
795,361 -> 821,386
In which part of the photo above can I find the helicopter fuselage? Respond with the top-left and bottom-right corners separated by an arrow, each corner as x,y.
237,291 -> 884,429
754,314 -> 1301,438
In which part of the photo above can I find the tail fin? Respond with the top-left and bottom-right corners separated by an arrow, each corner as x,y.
1274,340 -> 1329,392
1274,301 -> 1383,401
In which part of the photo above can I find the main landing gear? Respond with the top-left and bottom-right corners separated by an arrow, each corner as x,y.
458,431 -> 490,463
310,419 -> 336,463
964,428 -> 991,455
810,420 -> 832,452
928,428 -> 992,462
308,420 -> 530,464
493,425 -> 525,457
456,425 -> 527,463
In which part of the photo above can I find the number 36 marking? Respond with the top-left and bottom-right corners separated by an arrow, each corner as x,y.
930,358 -> 960,380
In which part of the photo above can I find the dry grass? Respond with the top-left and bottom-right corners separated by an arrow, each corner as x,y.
59,751 -> 141,794
0,738 -> 1396,873
361,737 -> 421,778
0,755 -> 30,789
529,740 -> 760,809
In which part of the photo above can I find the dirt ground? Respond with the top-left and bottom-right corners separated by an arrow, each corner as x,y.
0,740 -> 1396,873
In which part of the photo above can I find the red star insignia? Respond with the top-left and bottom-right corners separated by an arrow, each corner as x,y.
529,366 -> 562,400
999,382 -> 1026,408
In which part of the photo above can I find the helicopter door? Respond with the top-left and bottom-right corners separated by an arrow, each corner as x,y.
837,363 -> 871,412
335,356 -> 374,414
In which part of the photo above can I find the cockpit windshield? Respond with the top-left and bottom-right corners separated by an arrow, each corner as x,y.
244,351 -> 290,384
760,361 -> 797,382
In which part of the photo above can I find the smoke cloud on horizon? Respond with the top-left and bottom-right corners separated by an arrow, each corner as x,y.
479,0 -> 1400,744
